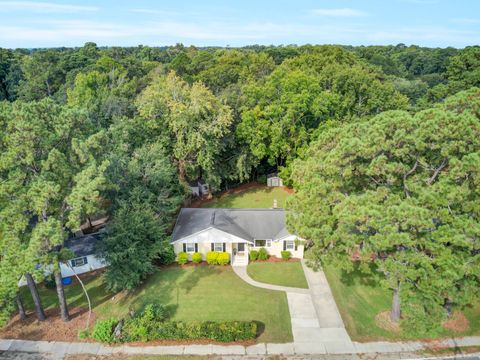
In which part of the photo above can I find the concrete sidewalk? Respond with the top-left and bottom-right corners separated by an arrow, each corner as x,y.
2,337 -> 480,358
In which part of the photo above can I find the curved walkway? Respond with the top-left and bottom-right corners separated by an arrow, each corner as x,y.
232,265 -> 310,294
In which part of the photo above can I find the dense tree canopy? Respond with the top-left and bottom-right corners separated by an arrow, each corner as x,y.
288,89 -> 480,335
1,42 -> 479,331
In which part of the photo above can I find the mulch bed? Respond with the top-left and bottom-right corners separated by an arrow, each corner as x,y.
442,311 -> 470,333
255,256 -> 301,263
0,307 -> 96,342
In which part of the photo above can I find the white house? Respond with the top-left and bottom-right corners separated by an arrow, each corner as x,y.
60,232 -> 107,277
267,173 -> 283,187
171,208 -> 304,266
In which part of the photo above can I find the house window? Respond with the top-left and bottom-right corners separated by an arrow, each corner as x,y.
71,256 -> 88,267
254,239 -> 271,247
186,243 -> 195,253
214,242 -> 223,252
285,241 -> 295,251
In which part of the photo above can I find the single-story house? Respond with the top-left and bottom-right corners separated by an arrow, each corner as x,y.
188,179 -> 210,197
171,208 -> 304,266
267,173 -> 283,187
60,232 -> 107,277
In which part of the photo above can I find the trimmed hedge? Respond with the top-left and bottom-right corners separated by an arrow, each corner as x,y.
123,320 -> 257,342
281,250 -> 291,261
177,251 -> 188,265
93,303 -> 258,343
206,251 -> 230,265
191,252 -> 202,263
258,247 -> 269,261
249,250 -> 259,261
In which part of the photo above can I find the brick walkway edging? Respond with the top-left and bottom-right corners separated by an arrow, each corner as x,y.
2,337 -> 480,357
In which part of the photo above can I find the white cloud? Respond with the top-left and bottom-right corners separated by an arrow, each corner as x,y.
450,18 -> 480,24
0,1 -> 98,13
312,8 -> 369,17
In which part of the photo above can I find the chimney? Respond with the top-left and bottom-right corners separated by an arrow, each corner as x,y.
273,199 -> 278,209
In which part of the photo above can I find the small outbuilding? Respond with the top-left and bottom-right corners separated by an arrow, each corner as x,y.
267,173 -> 283,187
188,179 -> 210,197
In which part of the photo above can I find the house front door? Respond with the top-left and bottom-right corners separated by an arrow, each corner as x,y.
237,243 -> 245,256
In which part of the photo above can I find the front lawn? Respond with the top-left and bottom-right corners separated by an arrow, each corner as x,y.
247,261 -> 309,289
324,264 -> 480,342
19,266 -> 292,343
202,186 -> 291,208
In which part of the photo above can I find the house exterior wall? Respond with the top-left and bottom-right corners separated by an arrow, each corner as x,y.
248,235 -> 304,259
60,255 -> 107,277
173,230 -> 304,261
172,228 -> 246,261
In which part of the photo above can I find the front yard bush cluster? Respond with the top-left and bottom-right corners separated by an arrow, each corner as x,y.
280,251 -> 291,261
249,247 -> 269,261
92,304 -> 257,343
206,251 -> 230,265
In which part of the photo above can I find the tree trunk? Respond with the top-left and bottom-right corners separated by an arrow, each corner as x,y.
54,270 -> 70,322
178,160 -> 186,182
390,282 -> 401,322
16,294 -> 27,321
25,273 -> 46,321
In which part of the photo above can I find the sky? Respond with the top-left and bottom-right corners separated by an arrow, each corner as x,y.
0,0 -> 479,48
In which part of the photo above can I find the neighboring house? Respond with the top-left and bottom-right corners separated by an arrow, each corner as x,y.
61,232 -> 107,277
188,179 -> 210,197
171,208 -> 304,266
267,173 -> 283,187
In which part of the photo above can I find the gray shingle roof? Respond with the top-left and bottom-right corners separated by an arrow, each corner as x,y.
64,232 -> 103,258
171,208 -> 292,243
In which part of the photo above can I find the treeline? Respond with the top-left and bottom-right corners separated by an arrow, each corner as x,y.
0,42 -> 479,330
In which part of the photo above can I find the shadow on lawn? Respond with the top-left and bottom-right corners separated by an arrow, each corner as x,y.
339,263 -> 379,288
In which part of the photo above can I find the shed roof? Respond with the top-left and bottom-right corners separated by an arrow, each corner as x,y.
171,208 -> 293,243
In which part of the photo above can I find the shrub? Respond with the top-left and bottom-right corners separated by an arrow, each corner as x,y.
249,250 -> 259,261
78,329 -> 89,340
281,251 -> 291,261
217,252 -> 230,265
258,247 -> 269,261
92,318 -> 117,343
44,274 -> 56,289
177,251 -> 188,265
257,174 -> 267,184
191,252 -> 202,263
122,304 -> 168,342
206,251 -> 219,265
158,244 -> 176,265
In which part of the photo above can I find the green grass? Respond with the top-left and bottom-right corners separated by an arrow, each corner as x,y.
247,262 -> 309,289
20,266 -> 292,343
324,264 -> 480,342
202,186 -> 291,208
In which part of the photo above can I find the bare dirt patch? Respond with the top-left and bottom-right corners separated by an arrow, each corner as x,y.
0,307 -> 96,342
375,310 -> 401,334
442,311 -> 470,333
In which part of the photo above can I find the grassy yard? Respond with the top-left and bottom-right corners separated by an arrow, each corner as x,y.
202,186 -> 291,208
247,262 -> 309,289
324,264 -> 480,342
19,266 -> 292,343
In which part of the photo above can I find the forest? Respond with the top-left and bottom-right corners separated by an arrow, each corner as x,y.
0,42 -> 479,336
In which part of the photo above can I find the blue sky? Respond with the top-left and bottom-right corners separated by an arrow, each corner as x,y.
0,0 -> 479,48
